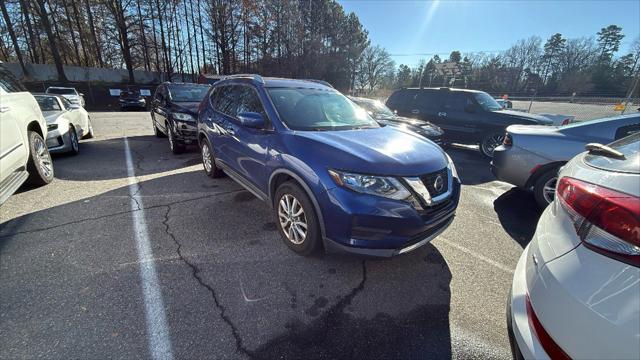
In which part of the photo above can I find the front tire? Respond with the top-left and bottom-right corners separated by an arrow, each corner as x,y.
480,131 -> 505,158
83,118 -> 94,139
26,131 -> 54,186
200,139 -> 224,178
68,126 -> 79,155
275,181 -> 321,256
533,168 -> 559,209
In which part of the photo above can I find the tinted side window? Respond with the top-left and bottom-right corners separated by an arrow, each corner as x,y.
61,98 -> 72,109
235,86 -> 268,120
415,90 -> 442,110
212,86 -> 237,116
442,93 -> 472,111
615,122 -> 640,140
387,90 -> 408,106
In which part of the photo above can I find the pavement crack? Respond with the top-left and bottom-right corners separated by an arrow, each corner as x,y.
161,204 -> 252,358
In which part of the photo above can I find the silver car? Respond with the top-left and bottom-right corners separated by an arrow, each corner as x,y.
491,113 -> 640,208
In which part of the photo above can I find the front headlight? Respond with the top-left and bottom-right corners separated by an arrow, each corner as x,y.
328,170 -> 411,200
173,112 -> 195,122
446,153 -> 459,180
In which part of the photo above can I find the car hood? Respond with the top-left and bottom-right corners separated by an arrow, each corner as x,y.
43,111 -> 65,123
292,126 -> 448,176
495,110 -> 554,125
170,102 -> 200,115
59,94 -> 80,100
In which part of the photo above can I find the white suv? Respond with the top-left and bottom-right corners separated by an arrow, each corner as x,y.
45,86 -> 85,107
0,65 -> 54,204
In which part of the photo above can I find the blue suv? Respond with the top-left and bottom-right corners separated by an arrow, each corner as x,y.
197,75 -> 460,256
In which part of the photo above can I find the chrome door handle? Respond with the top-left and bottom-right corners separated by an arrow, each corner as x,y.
438,112 -> 447,117
411,109 -> 420,114
0,106 -> 10,113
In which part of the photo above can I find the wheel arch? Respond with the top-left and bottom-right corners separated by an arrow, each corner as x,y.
525,161 -> 566,189
27,121 -> 44,138
268,169 -> 326,240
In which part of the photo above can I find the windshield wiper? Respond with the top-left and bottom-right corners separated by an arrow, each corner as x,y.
585,143 -> 626,160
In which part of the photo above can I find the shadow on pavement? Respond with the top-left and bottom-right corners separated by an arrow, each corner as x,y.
493,188 -> 543,248
0,167 -> 453,359
444,145 -> 495,186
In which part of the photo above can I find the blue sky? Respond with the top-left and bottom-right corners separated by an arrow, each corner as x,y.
339,0 -> 640,66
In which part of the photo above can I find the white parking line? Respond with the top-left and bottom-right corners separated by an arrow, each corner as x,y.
438,236 -> 515,274
124,137 -> 174,360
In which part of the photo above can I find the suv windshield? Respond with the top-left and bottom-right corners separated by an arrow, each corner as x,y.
120,90 -> 141,98
584,133 -> 640,174
352,98 -> 395,118
168,85 -> 210,102
47,88 -> 76,95
35,96 -> 62,111
268,88 -> 379,131
474,92 -> 503,111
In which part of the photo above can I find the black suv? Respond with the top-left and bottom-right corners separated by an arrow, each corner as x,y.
150,82 -> 210,154
119,89 -> 147,111
386,88 -> 553,157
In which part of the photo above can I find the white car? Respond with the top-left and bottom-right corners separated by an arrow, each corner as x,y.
45,86 -> 85,107
508,133 -> 639,359
34,94 -> 94,155
0,65 -> 54,204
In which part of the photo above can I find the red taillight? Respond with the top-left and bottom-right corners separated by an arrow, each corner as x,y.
526,294 -> 572,360
503,133 -> 513,146
557,177 -> 640,267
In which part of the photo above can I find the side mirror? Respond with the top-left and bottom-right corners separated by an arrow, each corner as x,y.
237,112 -> 265,129
394,109 -> 398,115
464,104 -> 476,113
69,103 -> 81,109
79,93 -> 84,96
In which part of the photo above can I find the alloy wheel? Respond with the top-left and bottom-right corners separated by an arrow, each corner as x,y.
542,176 -> 558,204
202,144 -> 212,172
482,133 -> 505,157
278,194 -> 307,245
34,136 -> 53,178
71,129 -> 79,152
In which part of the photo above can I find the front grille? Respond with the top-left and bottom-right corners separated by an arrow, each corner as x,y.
420,168 -> 448,198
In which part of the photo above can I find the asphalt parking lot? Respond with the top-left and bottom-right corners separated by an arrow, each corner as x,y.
0,111 -> 543,359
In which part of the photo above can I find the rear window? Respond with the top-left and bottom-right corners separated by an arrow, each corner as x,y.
47,88 -> 76,95
584,133 -> 640,174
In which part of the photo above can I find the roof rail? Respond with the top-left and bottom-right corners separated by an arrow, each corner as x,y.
222,74 -> 265,84
302,79 -> 334,88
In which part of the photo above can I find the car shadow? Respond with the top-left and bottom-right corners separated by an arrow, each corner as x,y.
46,135 -> 199,182
444,145 -> 495,186
0,168 -> 452,359
493,188 -> 543,248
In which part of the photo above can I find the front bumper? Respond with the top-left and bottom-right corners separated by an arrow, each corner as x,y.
321,178 -> 460,257
171,120 -> 197,144
46,128 -> 73,153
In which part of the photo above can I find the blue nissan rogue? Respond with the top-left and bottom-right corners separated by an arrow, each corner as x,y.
197,75 -> 460,256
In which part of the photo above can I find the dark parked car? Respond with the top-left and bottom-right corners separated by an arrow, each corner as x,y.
386,87 -> 553,157
197,75 -> 460,257
119,89 -> 147,111
150,82 -> 211,154
349,96 -> 444,144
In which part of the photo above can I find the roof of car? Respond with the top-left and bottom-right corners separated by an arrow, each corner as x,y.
32,93 -> 62,98
402,87 -> 485,94
46,86 -> 76,89
214,76 -> 333,90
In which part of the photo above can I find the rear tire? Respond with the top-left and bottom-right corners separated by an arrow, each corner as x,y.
201,139 -> 224,178
26,131 -> 54,186
275,181 -> 321,256
83,118 -> 94,139
533,168 -> 559,209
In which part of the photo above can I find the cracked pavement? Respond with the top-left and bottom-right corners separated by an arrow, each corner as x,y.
0,111 -> 543,359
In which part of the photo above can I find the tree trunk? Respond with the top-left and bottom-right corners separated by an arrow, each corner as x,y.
45,0 -> 69,65
34,0 -> 67,82
182,0 -> 195,81
84,0 -> 104,67
61,0 -> 83,66
70,0 -> 89,66
155,0 -> 170,78
149,0 -> 161,74
19,0 -> 39,64
189,0 -> 201,74
136,0 -> 150,71
0,0 -> 28,75
197,0 -> 207,73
